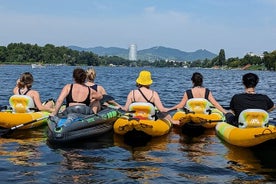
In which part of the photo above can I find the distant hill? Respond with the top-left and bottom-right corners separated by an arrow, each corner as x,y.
68,45 -> 217,61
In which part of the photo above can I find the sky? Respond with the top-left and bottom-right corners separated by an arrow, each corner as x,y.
1,0 -> 276,58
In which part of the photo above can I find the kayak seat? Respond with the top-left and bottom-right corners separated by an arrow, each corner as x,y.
238,109 -> 269,128
9,95 -> 35,113
129,102 -> 156,120
186,98 -> 211,114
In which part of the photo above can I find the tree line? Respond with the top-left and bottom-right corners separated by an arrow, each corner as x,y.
0,43 -> 275,71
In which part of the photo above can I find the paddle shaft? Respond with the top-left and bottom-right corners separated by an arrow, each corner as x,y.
10,116 -> 48,130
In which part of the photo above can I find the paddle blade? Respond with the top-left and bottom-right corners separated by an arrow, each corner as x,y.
0,128 -> 12,138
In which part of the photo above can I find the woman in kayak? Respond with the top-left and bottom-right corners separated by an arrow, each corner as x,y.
13,72 -> 54,112
51,68 -> 102,116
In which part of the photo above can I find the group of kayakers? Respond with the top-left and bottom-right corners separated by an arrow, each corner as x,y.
13,68 -> 276,127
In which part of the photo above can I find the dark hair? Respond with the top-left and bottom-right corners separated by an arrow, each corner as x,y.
136,83 -> 150,89
18,72 -> 33,89
73,68 -> 87,84
242,73 -> 259,88
191,72 -> 203,87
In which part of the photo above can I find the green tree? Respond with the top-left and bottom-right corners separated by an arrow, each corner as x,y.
218,49 -> 226,66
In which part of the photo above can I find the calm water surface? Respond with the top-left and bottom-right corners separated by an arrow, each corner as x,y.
0,65 -> 275,184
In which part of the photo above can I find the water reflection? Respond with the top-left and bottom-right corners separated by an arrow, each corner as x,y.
114,133 -> 170,181
0,139 -> 44,167
0,65 -> 275,183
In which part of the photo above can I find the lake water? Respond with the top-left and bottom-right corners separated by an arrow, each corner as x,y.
0,65 -> 275,183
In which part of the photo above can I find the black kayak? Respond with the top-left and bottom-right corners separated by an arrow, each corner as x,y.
47,105 -> 121,144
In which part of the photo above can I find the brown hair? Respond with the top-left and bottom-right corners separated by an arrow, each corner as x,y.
73,68 -> 87,84
18,72 -> 33,89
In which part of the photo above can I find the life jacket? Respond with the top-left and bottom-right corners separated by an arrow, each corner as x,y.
238,109 -> 269,128
129,102 -> 156,120
185,98 -> 211,114
9,95 -> 35,113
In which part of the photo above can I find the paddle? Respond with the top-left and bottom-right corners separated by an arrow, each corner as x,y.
0,105 -> 10,111
0,116 -> 49,137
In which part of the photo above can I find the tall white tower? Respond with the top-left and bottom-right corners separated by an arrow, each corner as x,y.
128,44 -> 137,61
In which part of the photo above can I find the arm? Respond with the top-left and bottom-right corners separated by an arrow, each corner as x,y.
91,88 -> 103,100
13,79 -> 20,94
98,85 -> 122,108
32,90 -> 53,112
122,91 -> 133,111
268,104 -> 276,112
208,92 -> 227,114
153,91 -> 169,112
169,92 -> 188,111
51,84 -> 70,116
98,85 -> 107,95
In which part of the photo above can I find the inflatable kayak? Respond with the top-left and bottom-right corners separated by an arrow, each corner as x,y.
0,95 -> 49,129
113,102 -> 172,137
47,105 -> 121,144
216,109 -> 276,147
173,98 -> 224,131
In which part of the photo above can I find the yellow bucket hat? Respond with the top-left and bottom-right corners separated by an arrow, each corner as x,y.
136,70 -> 153,86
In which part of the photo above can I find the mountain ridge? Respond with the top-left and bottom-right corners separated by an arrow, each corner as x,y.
68,45 -> 217,61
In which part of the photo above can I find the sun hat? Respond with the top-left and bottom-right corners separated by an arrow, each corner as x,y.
136,70 -> 153,86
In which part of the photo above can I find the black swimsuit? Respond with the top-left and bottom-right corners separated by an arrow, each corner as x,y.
89,84 -> 98,91
66,84 -> 91,107
18,88 -> 31,95
186,88 -> 210,100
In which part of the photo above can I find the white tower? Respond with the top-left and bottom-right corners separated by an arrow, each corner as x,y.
129,44 -> 137,61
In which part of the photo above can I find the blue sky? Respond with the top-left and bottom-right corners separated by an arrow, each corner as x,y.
1,0 -> 276,58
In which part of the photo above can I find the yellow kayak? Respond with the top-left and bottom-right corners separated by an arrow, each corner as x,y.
173,98 -> 225,129
114,102 -> 171,137
0,110 -> 49,129
216,122 -> 276,147
0,95 -> 49,129
216,109 -> 276,147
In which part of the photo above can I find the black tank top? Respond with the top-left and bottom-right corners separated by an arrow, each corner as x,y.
18,88 -> 31,95
66,84 -> 91,107
186,88 -> 210,100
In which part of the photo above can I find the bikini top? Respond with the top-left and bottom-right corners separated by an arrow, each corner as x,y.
89,84 -> 98,91
186,88 -> 210,100
66,84 -> 91,107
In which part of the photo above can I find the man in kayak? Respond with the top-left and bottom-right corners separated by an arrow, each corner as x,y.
226,72 -> 275,126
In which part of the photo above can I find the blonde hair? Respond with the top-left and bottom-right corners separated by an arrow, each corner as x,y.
86,67 -> 96,82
